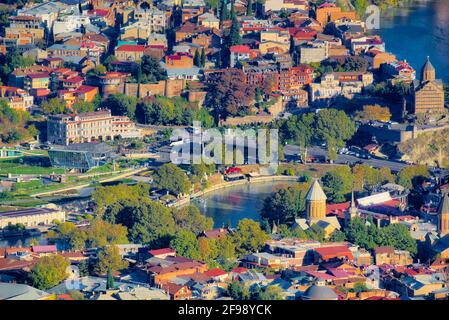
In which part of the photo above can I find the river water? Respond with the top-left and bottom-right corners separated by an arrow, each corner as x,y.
192,181 -> 296,228
375,0 -> 449,81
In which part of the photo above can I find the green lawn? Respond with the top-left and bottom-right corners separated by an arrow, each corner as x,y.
0,156 -> 65,175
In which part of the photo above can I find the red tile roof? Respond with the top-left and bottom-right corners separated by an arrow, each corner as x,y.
148,248 -> 176,256
231,267 -> 247,274
75,85 -> 98,94
31,245 -> 57,253
314,246 -> 354,261
204,268 -> 227,277
27,72 -> 50,79
63,76 -> 84,84
0,257 -> 35,271
230,45 -> 251,54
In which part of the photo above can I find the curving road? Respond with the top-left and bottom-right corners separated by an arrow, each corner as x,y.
283,145 -> 408,173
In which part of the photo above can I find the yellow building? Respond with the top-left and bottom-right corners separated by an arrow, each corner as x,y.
259,30 -> 290,54
0,207 -> 65,229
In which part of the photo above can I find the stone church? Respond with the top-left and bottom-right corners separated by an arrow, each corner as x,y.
412,57 -> 445,114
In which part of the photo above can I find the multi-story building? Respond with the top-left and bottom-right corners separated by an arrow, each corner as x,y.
197,12 -> 219,29
52,15 -> 92,36
381,60 -> 416,83
299,40 -> 328,64
263,0 -> 308,13
0,207 -> 65,229
115,44 -> 146,62
375,246 -> 413,266
24,73 -> 50,91
309,71 -> 374,104
47,110 -> 141,145
259,29 -> 290,54
47,44 -> 85,58
17,1 -> 74,29
0,86 -> 34,111
133,7 -> 166,32
5,16 -> 45,42
165,53 -> 193,69
315,2 -> 357,27
244,64 -> 314,96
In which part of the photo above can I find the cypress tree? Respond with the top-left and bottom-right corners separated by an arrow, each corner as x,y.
220,0 -> 229,21
194,49 -> 201,67
247,0 -> 253,16
106,267 -> 114,290
228,14 -> 241,46
200,48 -> 206,67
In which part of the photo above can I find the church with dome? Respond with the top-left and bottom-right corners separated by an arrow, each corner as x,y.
293,179 -> 342,239
412,57 -> 445,114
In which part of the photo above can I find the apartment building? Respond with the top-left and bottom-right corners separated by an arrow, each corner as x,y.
47,110 -> 140,145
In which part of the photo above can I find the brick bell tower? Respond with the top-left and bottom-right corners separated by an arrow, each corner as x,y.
306,179 -> 327,224
438,191 -> 449,237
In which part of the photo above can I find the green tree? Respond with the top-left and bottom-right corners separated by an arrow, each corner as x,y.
30,255 -> 70,290
261,182 -> 310,226
172,205 -> 213,234
322,166 -> 354,203
194,49 -> 201,67
378,223 -> 417,255
228,14 -> 241,46
42,98 -> 67,114
106,267 -> 115,289
329,230 -> 346,242
101,94 -> 138,120
344,217 -> 379,250
315,109 -> 356,147
170,230 -> 200,260
247,0 -> 253,15
231,219 -> 269,256
153,163 -> 191,195
200,47 -> 206,67
139,55 -> 167,83
72,100 -> 95,113
220,0 -> 229,21
227,281 -> 250,300
95,245 -> 128,274
258,286 -> 283,300
87,219 -> 128,248
396,165 -> 429,190
113,199 -> 176,246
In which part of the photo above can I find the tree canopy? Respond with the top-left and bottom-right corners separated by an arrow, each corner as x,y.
30,255 -> 70,290
153,163 -> 191,195
261,182 -> 310,226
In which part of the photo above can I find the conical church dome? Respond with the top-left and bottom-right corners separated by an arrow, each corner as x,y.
421,56 -> 435,82
306,179 -> 327,201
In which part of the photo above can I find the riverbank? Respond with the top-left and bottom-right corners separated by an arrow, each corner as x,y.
173,175 -> 301,208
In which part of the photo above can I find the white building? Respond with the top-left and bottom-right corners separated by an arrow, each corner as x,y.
53,15 -> 92,35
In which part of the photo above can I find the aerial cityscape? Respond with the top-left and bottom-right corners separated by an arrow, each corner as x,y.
1,0 -> 449,303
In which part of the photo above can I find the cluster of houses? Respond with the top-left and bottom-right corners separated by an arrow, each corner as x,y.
2,180 -> 449,300
0,0 -> 444,118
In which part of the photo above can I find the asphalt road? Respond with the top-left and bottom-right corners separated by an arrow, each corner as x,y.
283,145 -> 408,173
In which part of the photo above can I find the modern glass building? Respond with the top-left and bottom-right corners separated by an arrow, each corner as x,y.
48,143 -> 114,171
